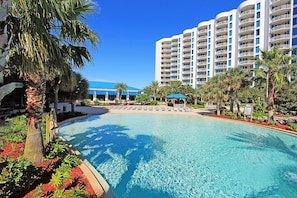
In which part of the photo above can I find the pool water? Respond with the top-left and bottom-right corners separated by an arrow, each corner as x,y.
59,114 -> 297,198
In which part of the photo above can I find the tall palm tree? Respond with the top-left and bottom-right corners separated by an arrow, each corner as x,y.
150,80 -> 159,101
201,73 -> 229,115
255,47 -> 296,122
6,0 -> 98,164
116,82 -> 127,103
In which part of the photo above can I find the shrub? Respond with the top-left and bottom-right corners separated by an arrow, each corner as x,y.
0,156 -> 39,197
0,115 -> 27,143
150,100 -> 158,105
289,123 -> 297,131
93,98 -> 100,105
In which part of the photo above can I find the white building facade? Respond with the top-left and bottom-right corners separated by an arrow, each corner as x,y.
155,0 -> 297,88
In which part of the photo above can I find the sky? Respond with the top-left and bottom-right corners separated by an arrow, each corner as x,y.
80,0 -> 245,89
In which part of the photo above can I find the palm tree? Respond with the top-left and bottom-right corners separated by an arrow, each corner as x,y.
224,68 -> 250,113
201,74 -> 229,115
116,82 -> 127,103
150,80 -> 159,101
7,0 -> 99,164
255,47 -> 296,122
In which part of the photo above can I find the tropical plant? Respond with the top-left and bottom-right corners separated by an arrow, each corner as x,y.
150,80 -> 159,101
255,47 -> 296,122
115,82 -> 127,103
158,85 -> 171,102
0,156 -> 39,197
0,115 -> 27,143
201,73 -> 229,115
135,93 -> 151,104
6,0 -> 99,164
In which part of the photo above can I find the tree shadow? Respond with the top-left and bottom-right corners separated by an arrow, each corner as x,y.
61,123 -> 169,197
227,131 -> 297,159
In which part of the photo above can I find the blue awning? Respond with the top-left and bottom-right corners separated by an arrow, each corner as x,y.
166,93 -> 186,99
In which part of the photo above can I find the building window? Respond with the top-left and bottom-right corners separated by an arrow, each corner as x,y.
255,46 -> 259,53
208,64 -> 210,69
256,3 -> 260,10
229,23 -> 232,29
229,45 -> 232,51
255,55 -> 259,59
192,44 -> 194,48
256,20 -> 260,27
207,71 -> 210,76
293,27 -> 297,35
228,53 -> 231,58
293,38 -> 297,45
256,37 -> 260,44
228,60 -> 231,66
208,58 -> 210,63
208,44 -> 211,49
208,24 -> 211,29
208,51 -> 210,56
256,12 -> 260,19
208,38 -> 211,43
192,32 -> 194,36
229,38 -> 232,43
294,18 -> 297,25
191,56 -> 194,60
208,31 -> 211,36
294,7 -> 297,15
229,15 -> 233,21
192,38 -> 194,42
256,29 -> 260,36
229,30 -> 232,36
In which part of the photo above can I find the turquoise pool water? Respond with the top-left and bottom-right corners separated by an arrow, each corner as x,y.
58,114 -> 297,198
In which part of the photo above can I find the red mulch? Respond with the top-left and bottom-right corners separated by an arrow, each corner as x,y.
0,142 -> 95,197
208,114 -> 292,131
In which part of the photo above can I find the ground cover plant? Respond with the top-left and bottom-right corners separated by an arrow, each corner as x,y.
0,115 -> 96,197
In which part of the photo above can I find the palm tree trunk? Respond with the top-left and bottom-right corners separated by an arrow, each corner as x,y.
216,99 -> 221,116
24,76 -> 45,164
230,97 -> 234,113
53,77 -> 60,113
267,71 -> 275,122
194,97 -> 198,105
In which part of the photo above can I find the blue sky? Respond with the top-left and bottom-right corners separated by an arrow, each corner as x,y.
80,0 -> 245,89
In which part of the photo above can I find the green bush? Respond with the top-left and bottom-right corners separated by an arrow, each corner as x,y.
289,123 -> 297,131
0,115 -> 27,143
0,156 -> 39,197
150,100 -> 158,105
93,98 -> 100,105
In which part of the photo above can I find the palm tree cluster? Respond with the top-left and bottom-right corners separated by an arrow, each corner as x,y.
2,0 -> 99,164
144,47 -> 296,122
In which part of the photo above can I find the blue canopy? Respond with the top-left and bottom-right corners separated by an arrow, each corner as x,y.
166,93 -> 186,99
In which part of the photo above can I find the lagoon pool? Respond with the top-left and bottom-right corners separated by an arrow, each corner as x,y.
59,114 -> 297,198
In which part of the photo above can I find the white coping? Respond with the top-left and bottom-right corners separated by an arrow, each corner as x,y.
83,159 -> 116,198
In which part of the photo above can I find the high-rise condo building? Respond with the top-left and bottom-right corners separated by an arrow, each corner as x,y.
155,0 -> 297,88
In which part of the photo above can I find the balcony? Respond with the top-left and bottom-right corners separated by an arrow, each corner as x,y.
197,55 -> 207,60
216,42 -> 228,49
197,35 -> 207,41
238,60 -> 254,66
270,14 -> 290,24
198,41 -> 207,47
239,26 -> 254,34
240,18 -> 254,26
216,28 -> 228,34
270,24 -> 291,34
271,4 -> 291,15
216,20 -> 228,28
216,35 -> 228,41
215,50 -> 227,55
239,43 -> 254,50
270,34 -> 290,42
271,0 -> 290,7
240,9 -> 255,18
239,52 -> 254,57
198,29 -> 207,35
239,34 -> 254,42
